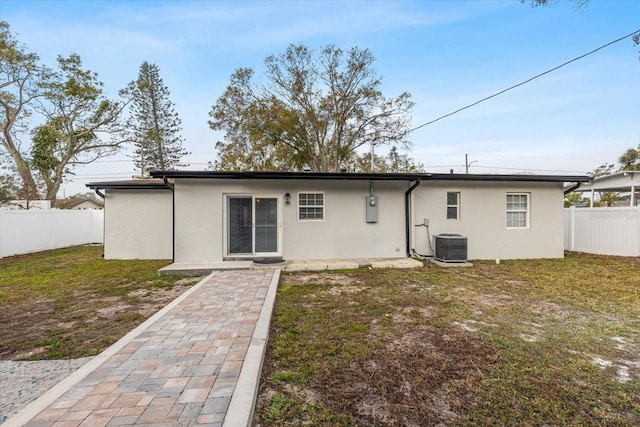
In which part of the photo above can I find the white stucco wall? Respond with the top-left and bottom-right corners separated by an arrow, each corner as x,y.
173,179 -> 407,263
411,181 -> 565,260
104,189 -> 173,259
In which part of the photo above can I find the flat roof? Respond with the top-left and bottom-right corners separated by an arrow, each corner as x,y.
151,170 -> 588,182
86,178 -> 171,190
87,171 -> 589,189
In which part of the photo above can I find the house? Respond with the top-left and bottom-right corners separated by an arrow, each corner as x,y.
55,198 -> 104,210
87,179 -> 173,260
572,171 -> 639,207
87,171 -> 589,263
1,200 -> 52,210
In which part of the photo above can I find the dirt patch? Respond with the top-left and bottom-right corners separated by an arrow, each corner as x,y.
282,272 -> 360,286
0,277 -> 203,360
321,285 -> 368,297
313,327 -> 499,426
96,304 -> 132,319
590,334 -> 640,384
476,293 -> 514,307
127,289 -> 150,298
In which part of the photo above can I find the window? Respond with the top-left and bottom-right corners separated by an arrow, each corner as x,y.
506,193 -> 529,228
447,191 -> 460,219
298,193 -> 324,220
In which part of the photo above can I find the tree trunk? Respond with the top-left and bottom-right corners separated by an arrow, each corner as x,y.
15,157 -> 39,199
1,132 -> 39,199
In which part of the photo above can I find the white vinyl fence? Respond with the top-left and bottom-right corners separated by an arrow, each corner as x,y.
564,206 -> 640,256
0,209 -> 103,258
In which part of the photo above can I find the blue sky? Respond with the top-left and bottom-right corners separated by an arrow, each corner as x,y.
2,0 -> 639,196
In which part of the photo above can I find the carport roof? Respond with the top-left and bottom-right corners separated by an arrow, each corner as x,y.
574,171 -> 640,193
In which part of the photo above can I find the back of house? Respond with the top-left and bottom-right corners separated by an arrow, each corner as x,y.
87,171 -> 589,263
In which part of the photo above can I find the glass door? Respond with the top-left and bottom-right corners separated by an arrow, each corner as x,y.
227,195 -> 280,256
255,197 -> 278,253
227,197 -> 253,254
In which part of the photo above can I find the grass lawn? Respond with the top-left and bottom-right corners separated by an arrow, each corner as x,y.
255,253 -> 640,426
0,245 -> 201,360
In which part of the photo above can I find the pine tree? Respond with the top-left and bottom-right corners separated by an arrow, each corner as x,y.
127,62 -> 188,176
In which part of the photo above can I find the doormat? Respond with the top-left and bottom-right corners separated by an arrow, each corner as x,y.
253,257 -> 285,264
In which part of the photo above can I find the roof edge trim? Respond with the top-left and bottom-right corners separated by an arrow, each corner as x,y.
148,170 -> 589,183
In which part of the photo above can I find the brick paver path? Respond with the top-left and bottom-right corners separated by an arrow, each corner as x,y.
26,269 -> 274,426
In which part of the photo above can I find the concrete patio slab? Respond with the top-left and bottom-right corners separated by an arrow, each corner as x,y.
281,259 -> 361,272
369,258 -> 424,269
429,259 -> 474,268
159,261 -> 254,276
158,257 -> 424,276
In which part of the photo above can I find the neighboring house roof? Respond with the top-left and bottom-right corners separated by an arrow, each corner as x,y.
86,178 -> 172,190
56,198 -> 104,209
575,171 -> 640,193
87,172 -> 589,190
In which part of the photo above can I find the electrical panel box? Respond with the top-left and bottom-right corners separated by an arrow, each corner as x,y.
366,195 -> 378,223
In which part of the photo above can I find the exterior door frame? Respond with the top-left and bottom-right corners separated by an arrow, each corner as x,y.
223,194 -> 282,258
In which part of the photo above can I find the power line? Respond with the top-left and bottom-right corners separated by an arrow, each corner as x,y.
415,152 -> 608,161
407,29 -> 640,133
471,165 -> 588,174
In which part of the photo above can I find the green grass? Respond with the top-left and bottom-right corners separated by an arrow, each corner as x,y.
255,253 -> 640,426
0,245 -> 200,360
0,245 -> 178,304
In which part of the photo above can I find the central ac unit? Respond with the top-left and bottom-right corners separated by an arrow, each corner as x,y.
434,234 -> 467,262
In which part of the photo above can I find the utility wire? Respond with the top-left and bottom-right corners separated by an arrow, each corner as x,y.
407,29 -> 640,133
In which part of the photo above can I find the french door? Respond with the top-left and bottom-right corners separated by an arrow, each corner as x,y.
226,195 -> 280,257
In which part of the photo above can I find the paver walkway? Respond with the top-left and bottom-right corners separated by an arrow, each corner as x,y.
7,269 -> 276,426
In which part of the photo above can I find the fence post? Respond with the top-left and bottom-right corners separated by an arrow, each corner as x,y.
0,209 -> 3,258
51,209 -> 56,251
637,207 -> 640,256
569,206 -> 576,252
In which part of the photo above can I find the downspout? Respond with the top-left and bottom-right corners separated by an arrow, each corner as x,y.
162,176 -> 175,263
405,179 -> 421,257
564,182 -> 583,253
563,181 -> 583,196
94,188 -> 105,257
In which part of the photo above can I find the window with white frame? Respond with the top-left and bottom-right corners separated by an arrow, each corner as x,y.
506,193 -> 529,228
447,191 -> 460,219
298,192 -> 324,220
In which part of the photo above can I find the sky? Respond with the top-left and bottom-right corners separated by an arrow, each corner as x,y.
1,0 -> 639,197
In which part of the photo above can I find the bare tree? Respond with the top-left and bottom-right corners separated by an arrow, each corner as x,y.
209,44 -> 414,172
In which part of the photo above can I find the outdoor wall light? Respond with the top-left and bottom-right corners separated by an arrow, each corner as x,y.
284,192 -> 291,204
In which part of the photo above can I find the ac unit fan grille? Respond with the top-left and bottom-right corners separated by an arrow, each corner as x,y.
434,234 -> 467,262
